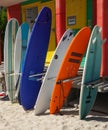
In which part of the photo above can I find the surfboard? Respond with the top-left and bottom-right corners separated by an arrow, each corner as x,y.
50,27 -> 91,114
20,7 -> 52,110
14,22 -> 30,100
79,25 -> 103,119
4,18 -> 19,103
35,29 -> 74,115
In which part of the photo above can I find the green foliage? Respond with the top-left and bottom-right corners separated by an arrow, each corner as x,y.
0,7 -> 7,35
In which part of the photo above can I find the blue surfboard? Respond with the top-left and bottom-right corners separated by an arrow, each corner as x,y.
20,7 -> 52,110
20,23 -> 30,70
79,25 -> 103,119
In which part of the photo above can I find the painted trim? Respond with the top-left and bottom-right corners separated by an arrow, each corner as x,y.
22,0 -> 52,5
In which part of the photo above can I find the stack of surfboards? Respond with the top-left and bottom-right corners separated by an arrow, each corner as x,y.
4,7 -> 52,105
35,28 -> 74,115
4,18 -> 30,103
3,7 -> 103,121
34,24 -> 103,119
34,26 -> 91,115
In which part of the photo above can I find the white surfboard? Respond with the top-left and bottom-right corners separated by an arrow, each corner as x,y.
14,23 -> 30,99
35,29 -> 74,115
4,18 -> 19,102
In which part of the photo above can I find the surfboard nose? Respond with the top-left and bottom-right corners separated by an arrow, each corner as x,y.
36,7 -> 52,23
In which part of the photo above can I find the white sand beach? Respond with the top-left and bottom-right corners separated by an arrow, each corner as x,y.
0,63 -> 108,130
0,93 -> 108,130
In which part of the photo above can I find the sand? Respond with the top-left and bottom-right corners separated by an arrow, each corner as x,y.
0,62 -> 108,130
0,97 -> 108,130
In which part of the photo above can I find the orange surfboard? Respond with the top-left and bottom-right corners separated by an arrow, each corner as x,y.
50,27 -> 91,114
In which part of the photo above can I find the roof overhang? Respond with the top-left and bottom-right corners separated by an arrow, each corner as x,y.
0,0 -> 29,7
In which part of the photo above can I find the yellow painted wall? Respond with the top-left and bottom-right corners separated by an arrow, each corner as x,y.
21,1 -> 56,65
66,0 -> 87,29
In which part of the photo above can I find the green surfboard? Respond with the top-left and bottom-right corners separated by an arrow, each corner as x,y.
79,25 -> 103,119
4,18 -> 19,103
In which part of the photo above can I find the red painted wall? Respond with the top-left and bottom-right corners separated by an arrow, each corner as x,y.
56,0 -> 66,44
96,0 -> 108,77
7,4 -> 21,24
